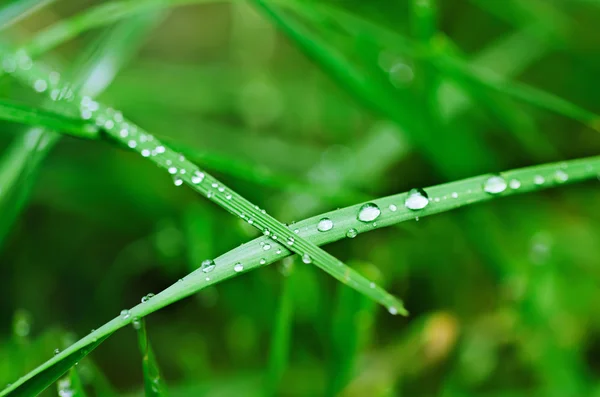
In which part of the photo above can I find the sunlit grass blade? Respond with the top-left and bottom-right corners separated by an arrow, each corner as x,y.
2,154 -> 598,397
265,259 -> 295,397
134,318 -> 168,396
0,99 -> 97,137
0,0 -> 54,29
56,367 -> 87,397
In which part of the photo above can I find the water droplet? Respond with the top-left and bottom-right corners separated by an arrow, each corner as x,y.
263,228 -> 271,236
287,237 -> 295,246
155,145 -> 166,154
173,176 -> 183,186
483,175 -> 507,194
451,192 -> 458,199
141,293 -> 155,303
388,307 -> 398,315
54,348 -> 60,355
234,263 -> 244,272
404,188 -> 429,210
132,317 -> 142,330
346,228 -> 358,238
357,203 -> 381,222
317,218 -> 334,232
369,282 -> 376,289
555,170 -> 568,183
226,194 -> 232,200
534,175 -> 545,185
276,249 -> 282,254
141,149 -> 150,157
120,309 -> 130,320
263,243 -> 271,251
201,259 -> 216,273
509,179 -> 521,189
389,204 -> 397,212
302,253 -> 312,264
192,171 -> 205,184
127,140 -> 137,148
168,167 -> 178,175
104,120 -> 114,129
259,258 -> 266,265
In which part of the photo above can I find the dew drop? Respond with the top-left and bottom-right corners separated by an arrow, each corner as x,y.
33,79 -> 47,92
259,258 -> 266,265
302,253 -> 312,264
120,309 -> 130,320
389,204 -> 397,212
132,317 -> 141,330
388,307 -> 398,315
357,203 -> 381,222
534,175 -> 545,185
404,188 -> 429,210
54,348 -> 60,355
173,176 -> 183,186
141,293 -> 155,303
287,237 -> 295,246
509,179 -> 521,189
168,167 -> 178,175
483,175 -> 507,194
317,217 -> 334,232
127,140 -> 137,148
263,243 -> 271,251
141,149 -> 150,157
234,263 -> 244,272
155,145 -> 166,154
451,192 -> 458,199
346,228 -> 358,238
192,171 -> 205,184
554,170 -> 568,183
201,259 -> 216,273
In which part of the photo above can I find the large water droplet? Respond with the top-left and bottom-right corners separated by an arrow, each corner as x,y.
404,188 -> 429,210
201,259 -> 216,273
483,175 -> 507,194
317,218 -> 334,232
234,263 -> 244,272
346,228 -> 358,238
357,203 -> 381,222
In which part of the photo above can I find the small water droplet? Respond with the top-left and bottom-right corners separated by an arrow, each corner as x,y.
357,203 -> 381,222
534,175 -> 545,185
54,348 -> 60,355
234,263 -> 244,272
388,307 -> 398,315
509,179 -> 521,189
346,228 -> 358,238
302,253 -> 312,264
259,258 -> 266,265
168,167 -> 178,175
276,249 -> 282,254
173,176 -> 183,186
287,237 -> 295,246
483,175 -> 507,194
554,170 -> 568,183
155,145 -> 166,154
263,228 -> 271,236
263,243 -> 271,251
127,140 -> 137,148
141,149 -> 150,157
369,282 -> 376,289
141,293 -> 155,303
451,192 -> 458,199
389,204 -> 397,212
191,171 -> 205,184
404,188 -> 429,210
33,79 -> 47,92
317,217 -> 334,232
132,317 -> 141,330
120,309 -> 130,320
201,259 -> 216,273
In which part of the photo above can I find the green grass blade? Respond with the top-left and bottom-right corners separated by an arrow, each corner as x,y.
56,367 -> 87,397
265,259 -> 295,397
0,0 -> 54,29
134,318 -> 168,397
0,99 -> 97,138
2,154 -> 598,397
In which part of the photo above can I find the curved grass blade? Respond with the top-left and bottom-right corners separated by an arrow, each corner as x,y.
134,318 -> 168,396
2,155 -> 598,397
0,99 -> 97,137
0,0 -> 54,30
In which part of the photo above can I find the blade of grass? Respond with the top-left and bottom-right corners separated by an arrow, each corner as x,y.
0,99 -> 97,137
134,318 -> 168,396
0,13 -> 161,248
0,0 -> 54,30
2,154 -> 598,397
265,259 -> 295,397
56,367 -> 87,397
0,47 -> 408,316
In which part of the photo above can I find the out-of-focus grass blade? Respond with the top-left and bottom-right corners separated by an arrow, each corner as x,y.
0,0 -> 54,30
3,155 -> 598,397
0,12 -> 161,249
134,318 -> 168,397
0,100 -> 97,137
265,259 -> 295,397
56,367 -> 87,397
327,262 -> 378,396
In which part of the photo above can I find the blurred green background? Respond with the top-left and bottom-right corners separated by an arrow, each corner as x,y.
1,0 -> 600,396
